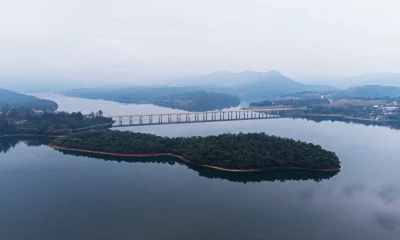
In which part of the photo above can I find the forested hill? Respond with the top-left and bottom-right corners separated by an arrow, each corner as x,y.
61,86 -> 202,103
62,88 -> 240,111
153,91 -> 240,111
61,70 -> 335,104
0,88 -> 58,111
52,130 -> 341,171
332,85 -> 400,99
0,109 -> 113,136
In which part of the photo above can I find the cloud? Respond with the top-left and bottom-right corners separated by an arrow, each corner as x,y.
375,212 -> 400,231
342,184 -> 365,198
298,186 -> 316,201
378,185 -> 400,204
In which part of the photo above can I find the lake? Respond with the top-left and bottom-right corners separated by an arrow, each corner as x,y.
1,93 -> 400,239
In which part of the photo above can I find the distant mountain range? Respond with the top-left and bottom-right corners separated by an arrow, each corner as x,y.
228,71 -> 334,101
332,85 -> 400,99
352,73 -> 400,87
63,70 -> 335,103
0,88 -> 58,111
297,72 -> 400,88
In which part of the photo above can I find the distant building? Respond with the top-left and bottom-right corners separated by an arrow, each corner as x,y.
385,106 -> 397,111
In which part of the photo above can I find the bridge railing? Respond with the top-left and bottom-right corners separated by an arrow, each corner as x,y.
108,108 -> 301,127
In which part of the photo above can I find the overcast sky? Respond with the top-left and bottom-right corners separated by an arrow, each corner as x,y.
1,0 -> 399,84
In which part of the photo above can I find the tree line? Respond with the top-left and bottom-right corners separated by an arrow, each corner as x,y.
0,108 -> 113,136
52,130 -> 341,170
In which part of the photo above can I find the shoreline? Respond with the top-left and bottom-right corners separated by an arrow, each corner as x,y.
0,134 -> 64,139
0,122 -> 114,139
289,113 -> 375,122
49,145 -> 342,173
70,122 -> 114,131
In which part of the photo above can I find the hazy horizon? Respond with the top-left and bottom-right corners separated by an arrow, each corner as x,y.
1,0 -> 400,86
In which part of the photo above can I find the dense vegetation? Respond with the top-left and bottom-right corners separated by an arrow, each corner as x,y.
153,91 -> 241,111
62,88 -> 239,111
52,130 -> 341,170
62,86 -> 201,103
62,71 -> 334,104
0,88 -> 58,111
250,98 -> 329,107
0,108 -> 113,136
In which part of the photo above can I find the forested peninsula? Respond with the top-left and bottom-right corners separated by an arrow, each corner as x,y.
51,130 -> 341,172
0,109 -> 114,136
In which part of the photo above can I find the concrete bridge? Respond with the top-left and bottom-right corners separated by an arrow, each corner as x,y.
109,108 -> 301,127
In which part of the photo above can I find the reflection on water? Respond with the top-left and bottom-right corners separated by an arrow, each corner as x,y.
0,137 -> 51,154
2,94 -> 400,239
54,148 -> 339,183
292,115 -> 400,130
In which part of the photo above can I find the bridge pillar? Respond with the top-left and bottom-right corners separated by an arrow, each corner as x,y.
119,117 -> 123,126
129,117 -> 132,125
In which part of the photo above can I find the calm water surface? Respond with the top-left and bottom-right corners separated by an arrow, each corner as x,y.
1,94 -> 400,239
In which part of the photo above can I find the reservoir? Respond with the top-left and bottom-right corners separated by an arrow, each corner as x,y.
1,94 -> 400,239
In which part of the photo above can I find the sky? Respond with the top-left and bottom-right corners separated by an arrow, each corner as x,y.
1,0 -> 400,84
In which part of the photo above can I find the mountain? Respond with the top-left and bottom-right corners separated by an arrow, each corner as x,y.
62,86 -> 203,103
332,85 -> 400,99
62,70 -> 335,104
229,71 -> 335,101
353,73 -> 400,87
170,70 -> 335,101
153,91 -> 241,111
296,72 -> 400,89
170,70 -> 270,86
0,88 -> 58,111
63,88 -> 240,111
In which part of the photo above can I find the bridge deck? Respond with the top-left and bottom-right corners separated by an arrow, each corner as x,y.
108,107 -> 301,127
108,107 -> 302,118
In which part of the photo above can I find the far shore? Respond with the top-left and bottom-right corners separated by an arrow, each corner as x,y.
0,134 -> 64,139
0,122 -> 114,139
49,145 -> 342,173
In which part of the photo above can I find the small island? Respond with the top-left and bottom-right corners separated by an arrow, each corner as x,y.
51,130 -> 341,172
